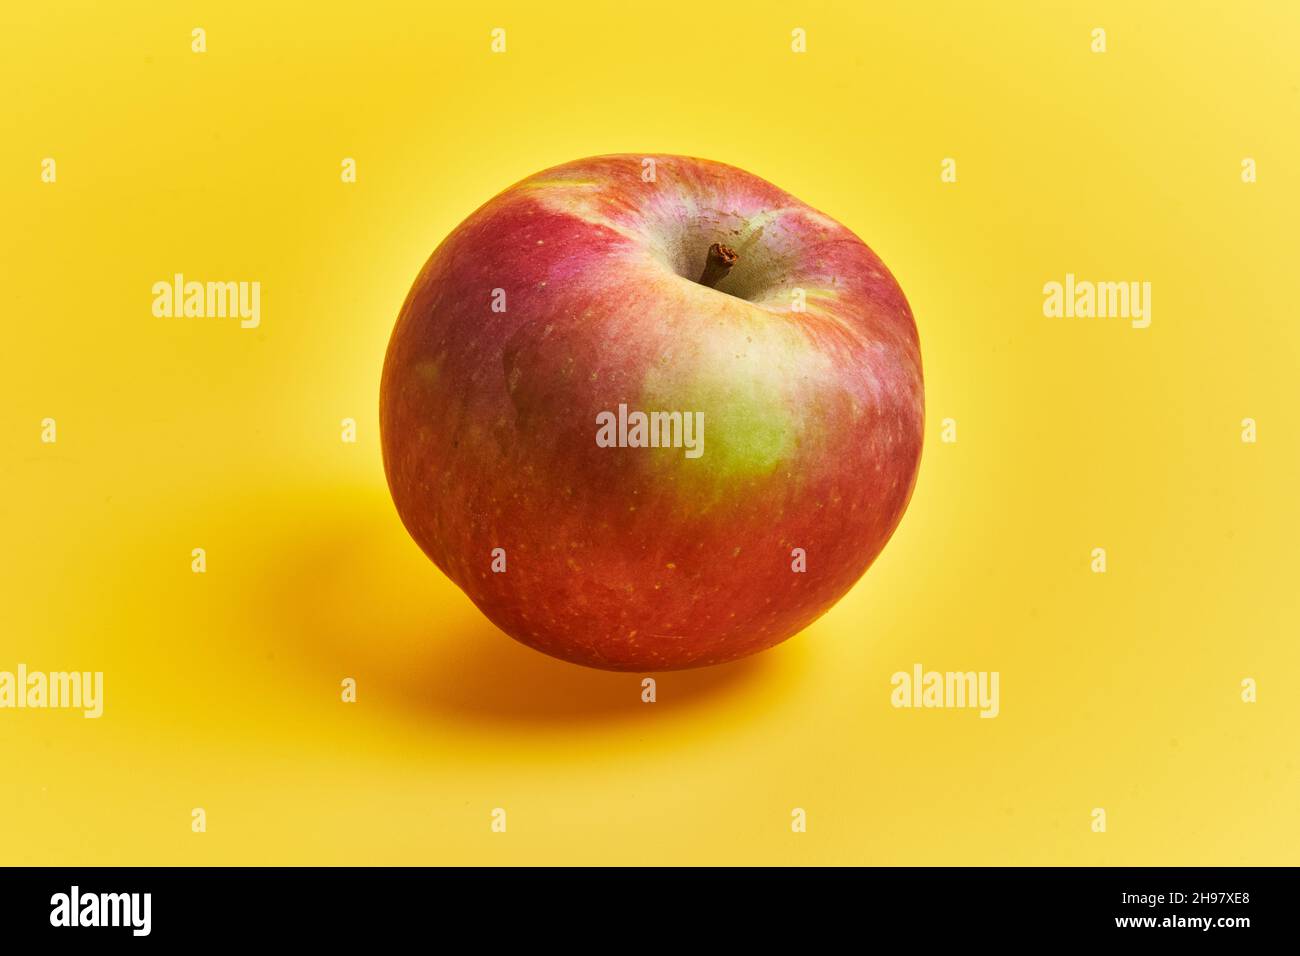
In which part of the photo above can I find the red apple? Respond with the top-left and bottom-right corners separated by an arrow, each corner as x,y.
381,154 -> 923,670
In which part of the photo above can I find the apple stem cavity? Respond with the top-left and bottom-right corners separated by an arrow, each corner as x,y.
697,242 -> 738,289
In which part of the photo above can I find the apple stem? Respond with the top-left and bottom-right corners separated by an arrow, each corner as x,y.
698,243 -> 738,288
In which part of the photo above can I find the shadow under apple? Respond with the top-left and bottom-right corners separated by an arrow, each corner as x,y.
248,488 -> 793,729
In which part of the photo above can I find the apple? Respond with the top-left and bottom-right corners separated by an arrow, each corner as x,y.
380,154 -> 923,671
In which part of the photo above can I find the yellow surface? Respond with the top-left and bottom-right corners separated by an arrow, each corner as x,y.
2,1 -> 1297,866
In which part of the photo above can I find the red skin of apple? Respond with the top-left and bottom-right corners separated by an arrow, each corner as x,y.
381,154 -> 923,670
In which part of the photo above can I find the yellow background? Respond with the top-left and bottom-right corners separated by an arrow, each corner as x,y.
3,1 -> 1297,865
